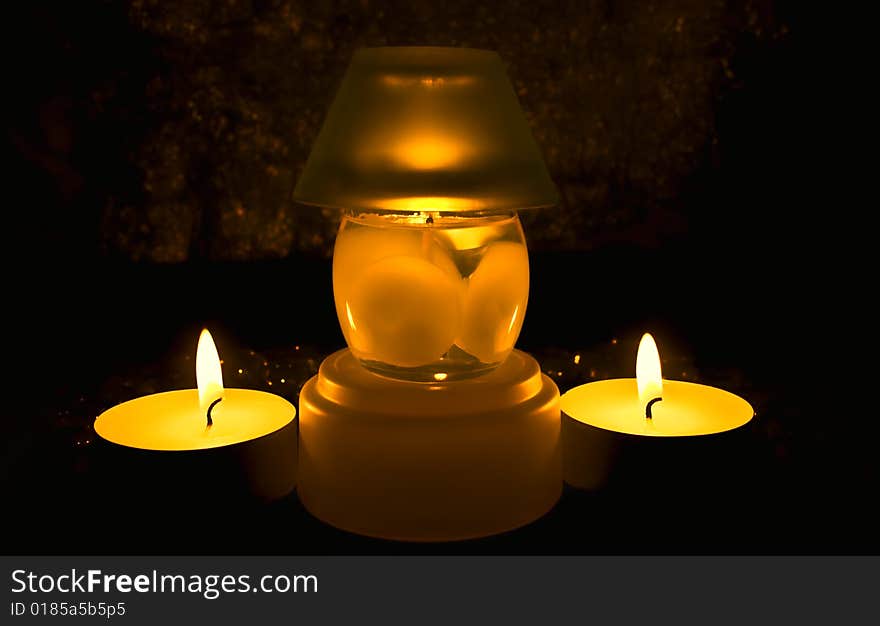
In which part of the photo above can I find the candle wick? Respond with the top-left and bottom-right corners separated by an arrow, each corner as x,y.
206,397 -> 223,427
645,396 -> 663,419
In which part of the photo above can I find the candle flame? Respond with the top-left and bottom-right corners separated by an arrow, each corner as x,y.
196,328 -> 224,413
636,333 -> 663,407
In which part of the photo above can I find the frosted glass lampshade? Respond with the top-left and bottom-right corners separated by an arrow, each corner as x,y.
293,47 -> 557,213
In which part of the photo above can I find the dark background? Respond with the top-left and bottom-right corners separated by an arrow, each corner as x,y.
4,1 -> 861,554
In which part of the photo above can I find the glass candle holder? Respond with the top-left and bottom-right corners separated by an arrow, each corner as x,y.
294,47 -> 558,382
333,211 -> 528,382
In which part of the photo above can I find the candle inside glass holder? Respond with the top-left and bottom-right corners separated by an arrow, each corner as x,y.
294,47 -> 558,384
333,210 -> 528,381
292,46 -> 562,541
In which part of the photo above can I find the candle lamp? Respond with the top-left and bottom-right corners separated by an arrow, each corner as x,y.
93,329 -> 297,506
294,47 -> 561,541
561,333 -> 754,492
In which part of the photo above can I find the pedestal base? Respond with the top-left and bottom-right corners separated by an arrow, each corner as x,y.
298,349 -> 561,541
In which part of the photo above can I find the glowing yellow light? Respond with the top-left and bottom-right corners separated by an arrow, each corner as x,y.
573,354 -> 581,365
392,134 -> 466,170
378,196 -> 486,212
433,372 -> 448,381
196,329 -> 224,414
238,368 -> 243,374
380,74 -> 474,88
280,378 -> 286,384
636,333 -> 663,408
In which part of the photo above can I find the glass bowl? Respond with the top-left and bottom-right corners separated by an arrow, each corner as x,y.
332,210 -> 529,382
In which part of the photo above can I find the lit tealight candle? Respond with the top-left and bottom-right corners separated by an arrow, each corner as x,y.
560,333 -> 754,490
94,329 -> 297,502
